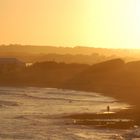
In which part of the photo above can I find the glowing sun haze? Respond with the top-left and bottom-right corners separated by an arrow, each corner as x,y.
1,0 -> 140,49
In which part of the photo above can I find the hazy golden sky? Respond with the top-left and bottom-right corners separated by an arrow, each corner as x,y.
1,0 -> 140,48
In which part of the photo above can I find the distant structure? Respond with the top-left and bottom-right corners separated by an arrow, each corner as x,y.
0,58 -> 25,72
0,58 -> 25,66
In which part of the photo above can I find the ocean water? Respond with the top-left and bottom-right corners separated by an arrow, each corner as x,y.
0,87 -> 139,140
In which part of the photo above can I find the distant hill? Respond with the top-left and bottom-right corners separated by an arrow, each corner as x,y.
0,44 -> 139,64
1,58 -> 140,105
63,59 -> 125,90
64,59 -> 140,105
0,61 -> 89,87
0,44 -> 130,55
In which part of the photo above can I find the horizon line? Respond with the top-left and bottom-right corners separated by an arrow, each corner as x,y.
0,44 -> 139,50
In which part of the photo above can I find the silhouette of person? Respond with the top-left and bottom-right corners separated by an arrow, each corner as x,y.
107,105 -> 110,113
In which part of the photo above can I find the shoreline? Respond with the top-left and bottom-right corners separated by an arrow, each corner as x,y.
0,84 -> 135,106
60,108 -> 140,129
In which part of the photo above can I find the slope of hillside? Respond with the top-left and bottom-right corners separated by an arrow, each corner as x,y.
63,59 -> 140,105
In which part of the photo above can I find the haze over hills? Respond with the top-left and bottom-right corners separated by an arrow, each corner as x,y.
1,44 -> 140,105
0,44 -> 133,55
0,45 -> 140,64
